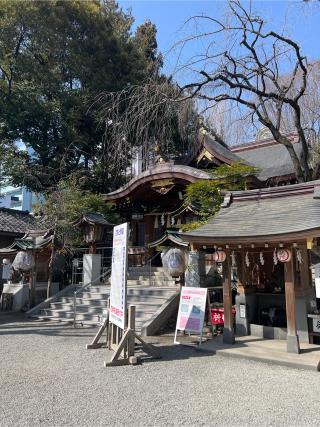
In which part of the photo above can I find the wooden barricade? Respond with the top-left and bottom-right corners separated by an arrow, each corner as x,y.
104,305 -> 161,367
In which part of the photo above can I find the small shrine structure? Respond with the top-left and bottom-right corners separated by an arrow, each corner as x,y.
73,212 -> 114,284
180,180 -> 320,353
0,229 -> 59,310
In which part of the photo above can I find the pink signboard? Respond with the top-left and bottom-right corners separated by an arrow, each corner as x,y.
174,287 -> 207,343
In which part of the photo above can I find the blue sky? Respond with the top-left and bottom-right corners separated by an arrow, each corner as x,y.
119,0 -> 320,80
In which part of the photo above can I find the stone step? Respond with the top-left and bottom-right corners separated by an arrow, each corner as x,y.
37,311 -> 145,330
51,301 -> 165,312
87,286 -> 111,293
60,297 -> 109,305
127,280 -> 175,286
127,276 -> 173,282
127,270 -> 171,276
78,292 -> 110,299
39,309 -> 100,322
33,278 -> 179,334
60,295 -> 172,305
128,266 -> 164,272
43,307 -> 157,319
215,344 -> 320,371
34,315 -> 74,325
50,304 -> 107,314
35,314 -> 144,329
77,286 -> 176,298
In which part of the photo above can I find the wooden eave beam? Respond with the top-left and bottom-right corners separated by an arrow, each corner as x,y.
180,228 -> 320,246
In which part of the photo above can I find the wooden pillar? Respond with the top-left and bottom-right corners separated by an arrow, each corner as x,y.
127,305 -> 136,357
285,254 -> 300,354
223,249 -> 235,344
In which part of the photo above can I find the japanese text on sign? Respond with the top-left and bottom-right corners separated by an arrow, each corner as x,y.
109,223 -> 128,330
175,287 -> 207,334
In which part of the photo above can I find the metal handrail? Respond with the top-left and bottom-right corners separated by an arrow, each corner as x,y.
73,267 -> 111,328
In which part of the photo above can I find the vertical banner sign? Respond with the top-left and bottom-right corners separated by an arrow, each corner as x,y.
110,222 -> 129,330
174,286 -> 207,344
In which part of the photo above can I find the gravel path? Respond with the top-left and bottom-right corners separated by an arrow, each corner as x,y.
1,317 -> 320,427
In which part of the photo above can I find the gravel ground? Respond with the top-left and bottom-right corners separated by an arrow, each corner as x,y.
1,316 -> 320,427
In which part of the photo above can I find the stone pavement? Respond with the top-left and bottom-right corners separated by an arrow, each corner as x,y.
200,334 -> 320,371
1,316 -> 320,426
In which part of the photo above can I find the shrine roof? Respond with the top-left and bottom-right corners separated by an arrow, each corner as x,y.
73,212 -> 114,227
105,163 -> 212,201
0,208 -> 41,235
181,180 -> 320,243
202,133 -> 244,164
148,230 -> 188,248
231,134 -> 301,181
0,227 -> 54,253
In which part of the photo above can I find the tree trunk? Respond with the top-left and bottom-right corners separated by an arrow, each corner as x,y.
266,124 -> 306,182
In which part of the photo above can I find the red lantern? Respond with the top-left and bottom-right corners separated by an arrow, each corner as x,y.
213,250 -> 226,263
277,249 -> 292,263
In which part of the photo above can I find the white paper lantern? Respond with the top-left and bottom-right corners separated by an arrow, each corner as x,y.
277,249 -> 292,263
213,250 -> 226,263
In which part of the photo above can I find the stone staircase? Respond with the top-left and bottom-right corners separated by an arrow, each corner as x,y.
33,267 -> 180,335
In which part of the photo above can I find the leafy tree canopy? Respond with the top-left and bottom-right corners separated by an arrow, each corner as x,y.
0,0 -> 159,193
210,162 -> 260,191
181,162 -> 259,231
34,178 -> 120,250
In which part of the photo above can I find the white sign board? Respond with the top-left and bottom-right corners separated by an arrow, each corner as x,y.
110,222 -> 129,330
315,278 -> 320,299
174,286 -> 207,344
312,318 -> 320,334
239,304 -> 246,319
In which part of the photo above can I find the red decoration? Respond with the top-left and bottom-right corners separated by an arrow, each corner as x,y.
277,249 -> 292,263
213,250 -> 226,263
210,307 -> 236,325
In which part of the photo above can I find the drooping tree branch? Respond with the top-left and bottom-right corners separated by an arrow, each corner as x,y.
93,76 -> 200,185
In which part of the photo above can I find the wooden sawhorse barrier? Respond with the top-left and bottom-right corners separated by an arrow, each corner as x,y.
86,304 -> 160,366
105,305 -> 160,367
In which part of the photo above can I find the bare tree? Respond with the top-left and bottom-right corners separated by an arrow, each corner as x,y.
175,0 -> 315,182
94,1 -> 320,184
93,76 -> 199,185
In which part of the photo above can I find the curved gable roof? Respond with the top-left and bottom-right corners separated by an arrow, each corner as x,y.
202,133 -> 245,165
105,163 -> 212,201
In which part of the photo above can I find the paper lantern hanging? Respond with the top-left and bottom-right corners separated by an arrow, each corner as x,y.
296,248 -> 303,264
12,251 -> 34,271
259,252 -> 264,266
162,248 -> 186,276
245,251 -> 250,267
213,250 -> 226,263
231,251 -> 236,267
273,249 -> 278,265
277,248 -> 292,263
